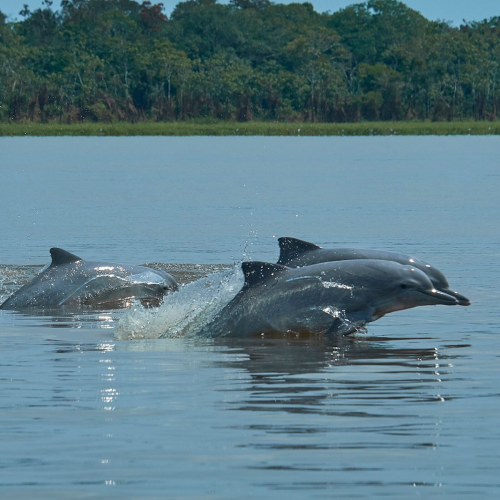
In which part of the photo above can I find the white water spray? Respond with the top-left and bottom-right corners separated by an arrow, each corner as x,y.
115,265 -> 244,340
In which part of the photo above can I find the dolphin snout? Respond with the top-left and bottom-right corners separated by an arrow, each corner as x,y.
439,288 -> 470,306
420,289 -> 459,305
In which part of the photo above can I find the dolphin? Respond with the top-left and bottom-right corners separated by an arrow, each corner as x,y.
198,259 -> 459,337
0,248 -> 178,310
278,237 -> 470,306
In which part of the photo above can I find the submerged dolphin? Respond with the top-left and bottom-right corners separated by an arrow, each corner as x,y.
0,248 -> 178,310
278,237 -> 470,306
199,259 -> 459,337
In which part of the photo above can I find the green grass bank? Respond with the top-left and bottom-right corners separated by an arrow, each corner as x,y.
1,121 -> 499,137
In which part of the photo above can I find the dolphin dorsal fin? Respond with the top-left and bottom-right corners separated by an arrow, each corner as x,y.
242,261 -> 287,288
277,237 -> 321,265
50,247 -> 82,266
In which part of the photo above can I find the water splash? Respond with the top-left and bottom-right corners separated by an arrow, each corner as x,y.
115,265 -> 244,340
0,265 -> 43,304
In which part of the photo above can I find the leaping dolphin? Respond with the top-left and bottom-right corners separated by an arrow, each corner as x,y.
278,237 -> 470,306
0,248 -> 178,310
198,259 -> 459,337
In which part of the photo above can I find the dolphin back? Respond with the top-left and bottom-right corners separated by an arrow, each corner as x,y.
0,248 -> 178,310
276,237 -> 469,306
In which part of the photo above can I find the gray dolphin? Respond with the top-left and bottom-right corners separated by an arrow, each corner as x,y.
198,259 -> 459,337
278,237 -> 470,306
0,248 -> 178,310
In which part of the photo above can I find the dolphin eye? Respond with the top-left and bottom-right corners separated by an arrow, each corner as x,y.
400,284 -> 409,289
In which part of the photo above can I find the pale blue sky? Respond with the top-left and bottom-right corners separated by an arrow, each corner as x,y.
1,0 -> 498,26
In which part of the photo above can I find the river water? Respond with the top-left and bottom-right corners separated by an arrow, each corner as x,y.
0,136 -> 498,498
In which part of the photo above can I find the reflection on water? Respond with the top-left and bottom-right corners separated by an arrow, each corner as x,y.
4,308 -> 124,329
213,336 -> 454,414
3,323 -> 495,498
47,338 -> 116,354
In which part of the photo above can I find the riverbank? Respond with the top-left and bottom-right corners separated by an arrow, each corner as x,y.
1,121 -> 499,137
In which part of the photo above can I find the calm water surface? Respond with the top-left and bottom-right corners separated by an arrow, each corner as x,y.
0,136 -> 499,498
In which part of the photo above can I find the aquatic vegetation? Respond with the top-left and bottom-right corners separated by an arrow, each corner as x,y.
1,120 -> 499,137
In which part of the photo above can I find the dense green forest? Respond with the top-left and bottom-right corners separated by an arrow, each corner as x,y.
0,0 -> 499,124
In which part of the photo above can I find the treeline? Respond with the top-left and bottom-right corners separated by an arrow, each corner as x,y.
0,0 -> 499,123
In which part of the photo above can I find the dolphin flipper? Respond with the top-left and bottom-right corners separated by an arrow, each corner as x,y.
325,309 -> 375,336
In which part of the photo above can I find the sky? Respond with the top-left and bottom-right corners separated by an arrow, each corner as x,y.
1,0 -> 499,26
